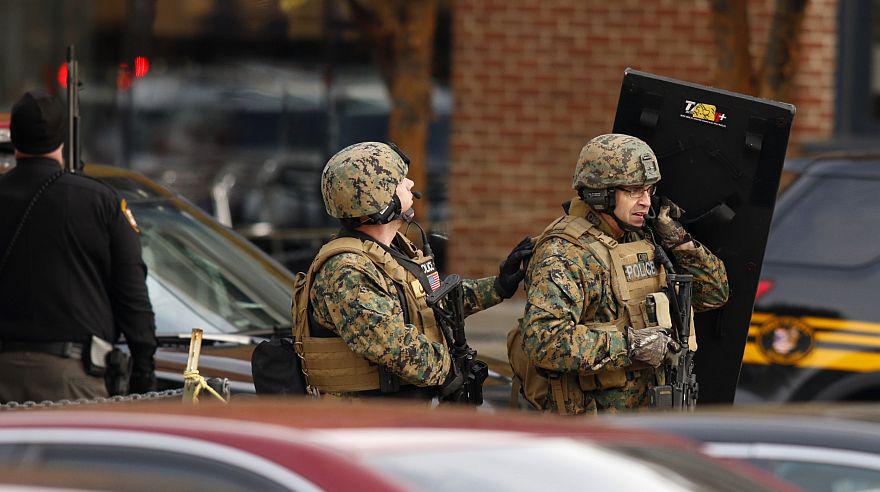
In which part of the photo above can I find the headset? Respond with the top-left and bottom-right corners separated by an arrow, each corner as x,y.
578,187 -> 616,212
578,186 -> 646,233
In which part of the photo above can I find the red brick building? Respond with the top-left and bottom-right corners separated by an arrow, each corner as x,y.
448,0 -> 838,277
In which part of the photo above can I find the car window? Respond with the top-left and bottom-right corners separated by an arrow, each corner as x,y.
764,175 -> 880,268
134,200 -> 291,334
750,459 -> 880,492
704,441 -> 880,492
367,439 -> 774,492
99,176 -> 164,201
5,443 -> 291,491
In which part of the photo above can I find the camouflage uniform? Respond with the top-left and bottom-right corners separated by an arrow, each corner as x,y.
298,141 -> 518,399
520,134 -> 729,414
310,249 -> 500,389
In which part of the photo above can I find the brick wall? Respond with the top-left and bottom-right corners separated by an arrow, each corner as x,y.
448,0 -> 838,277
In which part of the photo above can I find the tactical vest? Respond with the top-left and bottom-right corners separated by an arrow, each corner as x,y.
292,233 -> 445,395
508,200 -> 696,414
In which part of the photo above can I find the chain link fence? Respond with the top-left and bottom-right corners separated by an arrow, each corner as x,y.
0,389 -> 185,411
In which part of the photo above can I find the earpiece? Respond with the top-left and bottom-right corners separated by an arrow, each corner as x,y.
578,188 -> 615,212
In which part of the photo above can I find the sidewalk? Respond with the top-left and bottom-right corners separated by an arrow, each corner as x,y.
465,299 -> 525,361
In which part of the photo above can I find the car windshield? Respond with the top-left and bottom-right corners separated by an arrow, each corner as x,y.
764,174 -> 880,268
112,186 -> 292,335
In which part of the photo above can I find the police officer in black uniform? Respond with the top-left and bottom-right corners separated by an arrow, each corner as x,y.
0,90 -> 157,402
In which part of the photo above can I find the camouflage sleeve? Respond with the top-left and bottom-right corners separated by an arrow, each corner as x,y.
461,277 -> 502,317
521,238 -> 631,374
671,242 -> 730,312
311,253 -> 451,386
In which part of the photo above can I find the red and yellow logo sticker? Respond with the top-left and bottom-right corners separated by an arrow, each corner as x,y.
681,100 -> 728,128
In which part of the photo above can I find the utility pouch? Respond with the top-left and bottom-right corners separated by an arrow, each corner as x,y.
378,366 -> 401,393
578,374 -> 598,392
595,369 -> 628,390
83,335 -> 113,377
105,348 -> 133,396
649,384 -> 673,409
646,292 -> 673,329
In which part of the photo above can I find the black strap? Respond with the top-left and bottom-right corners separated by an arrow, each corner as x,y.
338,228 -> 435,294
0,170 -> 65,277
0,340 -> 83,359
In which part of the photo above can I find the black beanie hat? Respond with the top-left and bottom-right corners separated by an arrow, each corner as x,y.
10,90 -> 66,155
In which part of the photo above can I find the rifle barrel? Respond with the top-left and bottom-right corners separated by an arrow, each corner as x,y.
65,45 -> 80,173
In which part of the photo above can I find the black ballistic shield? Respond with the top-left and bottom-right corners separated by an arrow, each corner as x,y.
613,69 -> 795,404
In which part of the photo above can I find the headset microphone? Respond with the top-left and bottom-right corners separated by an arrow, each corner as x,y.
412,191 -> 422,199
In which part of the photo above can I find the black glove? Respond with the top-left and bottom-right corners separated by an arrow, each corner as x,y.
129,371 -> 157,394
650,197 -> 692,250
494,236 -> 535,299
439,359 -> 464,398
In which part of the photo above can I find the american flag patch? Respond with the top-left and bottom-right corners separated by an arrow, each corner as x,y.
428,271 -> 441,292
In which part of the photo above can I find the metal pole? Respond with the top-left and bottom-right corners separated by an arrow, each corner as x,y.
182,328 -> 204,403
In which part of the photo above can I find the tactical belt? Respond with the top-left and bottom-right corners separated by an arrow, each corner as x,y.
0,341 -> 83,360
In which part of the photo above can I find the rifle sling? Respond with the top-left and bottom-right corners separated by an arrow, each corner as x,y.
0,169 -> 65,278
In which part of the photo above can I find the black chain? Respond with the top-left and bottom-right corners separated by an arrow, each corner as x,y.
0,388 -> 185,411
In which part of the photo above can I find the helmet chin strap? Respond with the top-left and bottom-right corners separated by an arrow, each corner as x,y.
610,208 -> 643,233
395,190 -> 421,223
398,208 -> 415,223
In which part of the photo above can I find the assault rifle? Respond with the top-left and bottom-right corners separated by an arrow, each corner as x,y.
426,273 -> 488,405
648,244 -> 698,411
65,45 -> 82,173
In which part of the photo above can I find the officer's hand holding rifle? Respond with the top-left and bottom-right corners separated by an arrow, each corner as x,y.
427,274 -> 488,405
427,237 -> 533,404
645,197 -> 698,411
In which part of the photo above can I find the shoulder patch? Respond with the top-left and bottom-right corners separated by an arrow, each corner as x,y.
121,199 -> 140,234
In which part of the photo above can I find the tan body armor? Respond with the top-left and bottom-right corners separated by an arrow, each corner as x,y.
509,203 -> 696,413
292,233 -> 446,395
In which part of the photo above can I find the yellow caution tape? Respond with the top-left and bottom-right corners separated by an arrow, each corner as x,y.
183,370 -> 228,404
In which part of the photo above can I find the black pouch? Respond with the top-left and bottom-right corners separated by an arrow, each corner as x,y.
82,335 -> 114,377
251,337 -> 307,395
649,384 -> 674,409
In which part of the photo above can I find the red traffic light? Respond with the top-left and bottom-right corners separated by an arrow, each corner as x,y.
57,63 -> 69,88
134,56 -> 150,78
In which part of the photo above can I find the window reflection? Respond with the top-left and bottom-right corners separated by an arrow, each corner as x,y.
135,200 -> 289,334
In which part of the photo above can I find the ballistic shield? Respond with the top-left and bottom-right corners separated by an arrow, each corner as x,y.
613,69 -> 795,404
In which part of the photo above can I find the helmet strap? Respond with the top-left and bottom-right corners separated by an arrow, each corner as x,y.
610,209 -> 642,233
351,195 -> 403,226
578,188 -> 642,233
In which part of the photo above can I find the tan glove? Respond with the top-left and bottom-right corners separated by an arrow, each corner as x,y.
626,326 -> 678,367
651,197 -> 691,250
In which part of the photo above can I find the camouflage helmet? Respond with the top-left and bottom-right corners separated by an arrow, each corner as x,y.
321,141 -> 408,218
572,134 -> 661,191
